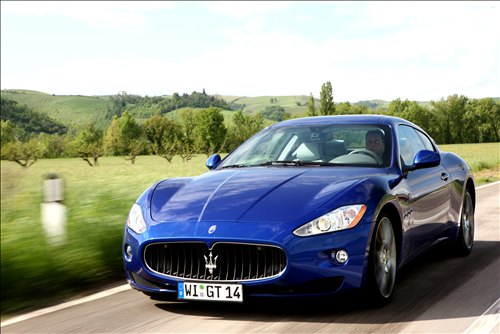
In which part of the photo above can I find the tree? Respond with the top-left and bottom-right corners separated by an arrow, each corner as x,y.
74,123 -> 104,166
349,104 -> 370,115
387,99 -> 434,135
126,138 -> 149,164
466,98 -> 500,143
1,120 -> 20,145
335,102 -> 369,115
178,109 -> 197,162
335,102 -> 352,115
480,98 -> 500,142
260,105 -> 290,121
103,116 -> 121,156
227,110 -> 264,151
1,137 -> 45,168
38,133 -> 69,158
104,112 -> 144,163
107,91 -> 128,118
306,93 -> 317,116
1,120 -> 45,167
431,95 -> 468,144
319,81 -> 335,115
142,115 -> 181,163
193,107 -> 227,156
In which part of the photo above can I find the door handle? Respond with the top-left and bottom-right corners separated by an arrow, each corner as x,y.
441,173 -> 449,181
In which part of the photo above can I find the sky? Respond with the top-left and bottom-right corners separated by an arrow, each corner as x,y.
1,1 -> 499,102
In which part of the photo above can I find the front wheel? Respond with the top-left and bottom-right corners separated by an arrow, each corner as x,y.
366,215 -> 397,306
453,191 -> 474,256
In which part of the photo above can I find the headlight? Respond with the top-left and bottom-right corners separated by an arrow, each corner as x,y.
127,203 -> 146,234
293,204 -> 366,237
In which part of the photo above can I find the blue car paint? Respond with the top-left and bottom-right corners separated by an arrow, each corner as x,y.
123,115 -> 474,300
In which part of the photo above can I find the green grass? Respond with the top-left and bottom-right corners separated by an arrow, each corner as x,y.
1,143 -> 498,317
440,142 -> 500,184
0,155 -> 209,317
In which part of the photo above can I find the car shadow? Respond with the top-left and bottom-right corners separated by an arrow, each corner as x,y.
154,240 -> 500,324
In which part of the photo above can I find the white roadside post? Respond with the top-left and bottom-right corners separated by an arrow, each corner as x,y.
41,173 -> 67,245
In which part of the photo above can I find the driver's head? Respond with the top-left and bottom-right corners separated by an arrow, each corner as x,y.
366,130 -> 385,157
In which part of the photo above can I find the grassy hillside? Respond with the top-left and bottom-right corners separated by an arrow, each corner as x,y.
225,95 -> 310,115
1,90 -> 110,126
3,89 -> 498,130
1,90 -> 314,129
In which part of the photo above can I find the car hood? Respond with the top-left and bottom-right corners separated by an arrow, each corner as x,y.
150,167 -> 383,224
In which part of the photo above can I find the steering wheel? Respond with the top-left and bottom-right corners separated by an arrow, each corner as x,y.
348,149 -> 382,164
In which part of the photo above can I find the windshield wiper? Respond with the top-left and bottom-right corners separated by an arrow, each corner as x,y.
221,164 -> 248,169
298,161 -> 339,166
260,160 -> 337,167
260,160 -> 301,166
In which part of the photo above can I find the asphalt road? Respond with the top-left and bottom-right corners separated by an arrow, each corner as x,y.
2,183 -> 499,334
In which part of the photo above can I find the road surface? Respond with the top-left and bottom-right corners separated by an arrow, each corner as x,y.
2,183 -> 499,333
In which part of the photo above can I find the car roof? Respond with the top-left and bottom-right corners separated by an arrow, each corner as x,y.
271,114 -> 414,128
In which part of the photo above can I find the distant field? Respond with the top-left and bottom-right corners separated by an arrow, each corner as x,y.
229,95 -> 310,115
440,142 -> 500,183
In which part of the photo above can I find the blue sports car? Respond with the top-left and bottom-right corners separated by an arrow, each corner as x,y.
123,115 -> 475,305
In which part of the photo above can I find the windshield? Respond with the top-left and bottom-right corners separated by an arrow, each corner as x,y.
219,123 -> 392,168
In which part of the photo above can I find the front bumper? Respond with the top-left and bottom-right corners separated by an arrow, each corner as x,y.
123,221 -> 373,299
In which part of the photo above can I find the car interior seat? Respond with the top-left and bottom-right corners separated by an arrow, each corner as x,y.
294,142 -> 322,161
323,141 -> 347,161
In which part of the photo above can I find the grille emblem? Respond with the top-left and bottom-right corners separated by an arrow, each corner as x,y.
208,225 -> 217,234
204,251 -> 218,274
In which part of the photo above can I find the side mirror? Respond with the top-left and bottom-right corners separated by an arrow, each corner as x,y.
410,150 -> 441,171
205,154 -> 221,170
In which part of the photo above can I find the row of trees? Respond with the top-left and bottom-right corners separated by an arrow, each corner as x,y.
105,90 -> 232,120
306,81 -> 499,144
1,108 -> 263,167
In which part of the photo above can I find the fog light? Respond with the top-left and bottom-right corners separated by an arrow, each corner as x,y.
335,250 -> 349,263
125,245 -> 133,260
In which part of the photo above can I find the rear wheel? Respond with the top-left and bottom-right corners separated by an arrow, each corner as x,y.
454,191 -> 474,256
367,215 -> 397,306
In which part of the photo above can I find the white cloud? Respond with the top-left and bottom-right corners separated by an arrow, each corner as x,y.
1,1 -> 174,30
1,1 -> 498,101
202,1 -> 293,19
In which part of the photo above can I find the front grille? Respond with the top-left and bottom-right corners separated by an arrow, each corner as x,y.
144,242 -> 287,282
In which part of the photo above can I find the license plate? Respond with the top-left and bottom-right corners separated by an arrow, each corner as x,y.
178,282 -> 243,302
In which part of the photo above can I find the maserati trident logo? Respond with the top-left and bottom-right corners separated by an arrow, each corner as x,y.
208,225 -> 217,234
204,251 -> 218,274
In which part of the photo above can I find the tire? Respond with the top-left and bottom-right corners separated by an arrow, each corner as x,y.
366,215 -> 397,306
453,191 -> 474,256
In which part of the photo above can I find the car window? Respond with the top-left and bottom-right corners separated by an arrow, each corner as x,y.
220,124 -> 392,168
227,129 -> 291,166
397,125 -> 430,167
415,130 -> 436,151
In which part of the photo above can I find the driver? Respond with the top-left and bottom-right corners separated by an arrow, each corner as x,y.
365,129 -> 385,160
